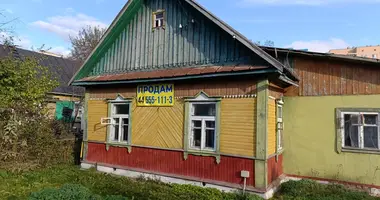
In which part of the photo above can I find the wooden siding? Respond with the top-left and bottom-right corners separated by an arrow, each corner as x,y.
87,0 -> 267,77
267,154 -> 283,185
132,100 -> 184,149
268,99 -> 276,156
220,98 -> 256,157
88,79 -> 257,99
285,57 -> 380,96
269,83 -> 284,99
87,100 -> 108,142
87,143 -> 255,187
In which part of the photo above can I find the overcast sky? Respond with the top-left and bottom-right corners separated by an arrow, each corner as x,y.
1,0 -> 379,56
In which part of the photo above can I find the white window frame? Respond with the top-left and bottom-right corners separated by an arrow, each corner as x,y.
109,103 -> 130,144
340,111 -> 380,150
276,100 -> 284,150
189,102 -> 217,151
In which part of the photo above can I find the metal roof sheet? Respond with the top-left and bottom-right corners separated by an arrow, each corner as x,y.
77,65 -> 269,83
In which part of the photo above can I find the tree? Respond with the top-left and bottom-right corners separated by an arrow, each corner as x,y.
69,26 -> 106,61
0,54 -> 59,111
254,40 -> 275,47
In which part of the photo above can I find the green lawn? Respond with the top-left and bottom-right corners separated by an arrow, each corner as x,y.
0,165 -> 378,200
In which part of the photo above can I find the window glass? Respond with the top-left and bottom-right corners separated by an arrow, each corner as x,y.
206,121 -> 215,129
115,104 -> 129,115
364,114 -> 377,125
192,128 -> 201,148
192,104 -> 216,116
121,118 -> 129,142
155,12 -> 164,19
344,114 -> 359,148
113,118 -> 120,141
205,129 -> 215,149
192,120 -> 202,128
364,127 -> 378,149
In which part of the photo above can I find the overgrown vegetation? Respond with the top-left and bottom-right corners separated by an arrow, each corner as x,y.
274,179 -> 379,200
0,166 -> 260,200
0,54 -> 73,172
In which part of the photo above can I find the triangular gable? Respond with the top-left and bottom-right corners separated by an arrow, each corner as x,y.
70,0 -> 296,85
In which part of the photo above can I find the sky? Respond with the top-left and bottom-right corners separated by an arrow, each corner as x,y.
1,0 -> 380,57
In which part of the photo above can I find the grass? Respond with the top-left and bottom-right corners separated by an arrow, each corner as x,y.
0,165 -> 259,200
273,179 -> 380,200
0,165 -> 378,200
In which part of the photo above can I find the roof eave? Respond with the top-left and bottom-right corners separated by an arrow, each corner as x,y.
72,68 -> 277,86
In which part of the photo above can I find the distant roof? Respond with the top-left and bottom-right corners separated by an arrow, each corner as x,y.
260,46 -> 380,65
0,44 -> 84,96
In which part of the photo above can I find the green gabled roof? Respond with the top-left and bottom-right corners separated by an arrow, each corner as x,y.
69,0 -> 297,85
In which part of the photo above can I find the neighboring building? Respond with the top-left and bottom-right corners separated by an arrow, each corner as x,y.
262,46 -> 380,194
0,45 -> 85,121
330,45 -> 380,59
70,0 -> 380,198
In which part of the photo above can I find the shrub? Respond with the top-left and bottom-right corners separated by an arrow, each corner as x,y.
29,184 -> 101,200
277,179 -> 379,200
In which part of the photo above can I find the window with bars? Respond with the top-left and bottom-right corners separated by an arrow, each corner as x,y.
189,103 -> 217,151
109,103 -> 130,143
340,111 -> 380,150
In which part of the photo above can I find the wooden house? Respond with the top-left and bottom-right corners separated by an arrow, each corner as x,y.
70,0 -> 380,198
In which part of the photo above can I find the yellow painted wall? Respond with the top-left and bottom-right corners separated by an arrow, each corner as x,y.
132,100 -> 184,149
86,96 -> 257,157
87,100 -> 108,142
284,95 -> 380,186
220,98 -> 256,157
268,99 -> 276,155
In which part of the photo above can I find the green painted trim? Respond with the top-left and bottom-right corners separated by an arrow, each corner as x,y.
72,69 -> 278,86
106,98 -> 133,153
186,151 -> 221,164
183,92 -> 222,164
71,0 -> 142,82
255,79 -> 269,189
184,90 -> 222,102
107,142 -> 131,153
216,101 -> 221,155
183,101 -> 190,160
106,102 -> 112,151
127,102 -> 133,153
83,93 -> 90,160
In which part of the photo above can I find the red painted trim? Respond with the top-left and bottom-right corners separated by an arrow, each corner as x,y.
267,154 -> 283,185
86,143 -> 255,187
287,174 -> 380,189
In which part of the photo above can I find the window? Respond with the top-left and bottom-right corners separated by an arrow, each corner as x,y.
153,10 -> 165,28
109,103 -> 130,143
277,100 -> 284,150
189,103 -> 217,151
340,111 -> 380,150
